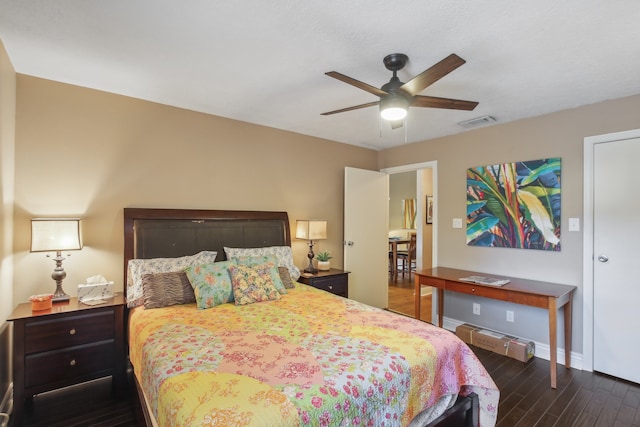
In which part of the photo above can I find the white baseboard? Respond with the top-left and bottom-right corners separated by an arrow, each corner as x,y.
441,317 -> 583,370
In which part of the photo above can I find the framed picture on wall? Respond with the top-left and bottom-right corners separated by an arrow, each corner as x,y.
426,195 -> 433,224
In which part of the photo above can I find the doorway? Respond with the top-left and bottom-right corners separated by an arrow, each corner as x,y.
382,161 -> 437,322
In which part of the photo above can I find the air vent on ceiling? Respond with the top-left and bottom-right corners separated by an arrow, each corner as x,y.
457,115 -> 497,129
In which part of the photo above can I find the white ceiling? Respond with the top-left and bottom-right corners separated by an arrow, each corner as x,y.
1,1 -> 640,151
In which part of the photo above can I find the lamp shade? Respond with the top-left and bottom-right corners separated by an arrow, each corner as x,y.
295,220 -> 327,240
31,218 -> 83,252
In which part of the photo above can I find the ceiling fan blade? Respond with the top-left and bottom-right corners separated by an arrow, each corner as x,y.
411,95 -> 478,111
390,120 -> 404,130
325,71 -> 388,97
400,53 -> 466,96
321,101 -> 380,116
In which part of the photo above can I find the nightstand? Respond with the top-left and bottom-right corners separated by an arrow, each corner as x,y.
7,295 -> 126,426
297,268 -> 349,297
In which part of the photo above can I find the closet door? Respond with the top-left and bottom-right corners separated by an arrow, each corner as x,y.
593,136 -> 640,383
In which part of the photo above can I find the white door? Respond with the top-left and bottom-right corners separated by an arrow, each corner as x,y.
344,167 -> 389,308
593,136 -> 640,383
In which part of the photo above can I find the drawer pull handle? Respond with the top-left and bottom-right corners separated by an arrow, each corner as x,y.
471,288 -> 476,292
70,359 -> 76,366
69,328 -> 76,335
328,285 -> 333,290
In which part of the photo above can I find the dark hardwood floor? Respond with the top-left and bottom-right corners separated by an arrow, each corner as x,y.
14,278 -> 640,426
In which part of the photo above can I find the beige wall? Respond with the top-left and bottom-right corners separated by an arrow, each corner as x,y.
379,93 -> 640,354
11,75 -> 378,305
0,40 -> 15,322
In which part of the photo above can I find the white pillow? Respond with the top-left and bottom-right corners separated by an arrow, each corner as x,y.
126,251 -> 217,307
224,246 -> 300,281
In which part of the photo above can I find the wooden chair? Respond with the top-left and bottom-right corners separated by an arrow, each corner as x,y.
397,232 -> 416,278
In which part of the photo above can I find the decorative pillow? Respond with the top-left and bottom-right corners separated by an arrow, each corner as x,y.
224,246 -> 300,281
228,264 -> 281,305
142,271 -> 195,309
234,255 -> 287,294
278,266 -> 295,289
126,251 -> 217,307
184,261 -> 236,309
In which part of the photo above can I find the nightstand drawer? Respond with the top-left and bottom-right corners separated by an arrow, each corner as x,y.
25,340 -> 115,388
310,276 -> 348,297
297,269 -> 350,297
25,310 -> 115,354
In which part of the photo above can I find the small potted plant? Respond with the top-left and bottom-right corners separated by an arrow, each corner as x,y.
316,251 -> 333,271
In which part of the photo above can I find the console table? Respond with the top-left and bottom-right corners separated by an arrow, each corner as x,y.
414,267 -> 576,389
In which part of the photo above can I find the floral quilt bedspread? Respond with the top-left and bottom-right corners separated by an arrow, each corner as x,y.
129,284 -> 499,426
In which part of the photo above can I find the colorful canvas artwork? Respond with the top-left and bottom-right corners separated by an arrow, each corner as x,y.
466,158 -> 561,251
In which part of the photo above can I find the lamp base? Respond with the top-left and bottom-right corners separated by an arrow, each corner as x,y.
52,288 -> 70,302
51,251 -> 71,302
304,240 -> 318,274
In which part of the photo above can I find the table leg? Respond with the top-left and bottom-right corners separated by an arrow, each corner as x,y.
437,289 -> 444,328
414,274 -> 421,320
549,297 -> 558,389
564,297 -> 573,368
392,242 -> 398,281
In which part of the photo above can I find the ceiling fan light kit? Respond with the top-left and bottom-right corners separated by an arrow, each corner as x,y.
323,53 -> 478,130
380,95 -> 409,120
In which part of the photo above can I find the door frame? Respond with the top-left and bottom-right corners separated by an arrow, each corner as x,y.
381,160 -> 438,271
582,128 -> 640,372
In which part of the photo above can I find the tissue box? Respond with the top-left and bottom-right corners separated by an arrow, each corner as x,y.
78,281 -> 114,302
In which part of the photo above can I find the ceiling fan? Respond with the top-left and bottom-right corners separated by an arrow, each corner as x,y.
322,53 -> 478,129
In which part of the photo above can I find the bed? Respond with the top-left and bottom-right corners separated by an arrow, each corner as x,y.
123,208 -> 499,426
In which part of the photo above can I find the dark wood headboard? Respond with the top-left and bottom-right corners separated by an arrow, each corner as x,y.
123,208 -> 291,298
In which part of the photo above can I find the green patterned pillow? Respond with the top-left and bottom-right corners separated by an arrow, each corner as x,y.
224,246 -> 300,281
184,261 -> 236,309
234,255 -> 287,294
228,264 -> 281,305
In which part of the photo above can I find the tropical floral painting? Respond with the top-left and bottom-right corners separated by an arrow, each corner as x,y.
466,158 -> 561,251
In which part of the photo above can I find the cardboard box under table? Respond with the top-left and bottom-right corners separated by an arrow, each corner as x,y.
456,323 -> 534,362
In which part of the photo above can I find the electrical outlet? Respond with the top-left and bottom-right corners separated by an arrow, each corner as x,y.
473,303 -> 480,315
452,218 -> 463,228
507,310 -> 514,322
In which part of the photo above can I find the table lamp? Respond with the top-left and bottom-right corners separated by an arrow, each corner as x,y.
30,218 -> 83,302
295,220 -> 327,274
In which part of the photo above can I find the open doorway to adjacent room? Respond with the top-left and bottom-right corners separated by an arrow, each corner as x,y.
383,164 -> 435,322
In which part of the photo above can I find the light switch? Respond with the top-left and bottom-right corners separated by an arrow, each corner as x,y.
568,218 -> 580,231
452,218 -> 463,228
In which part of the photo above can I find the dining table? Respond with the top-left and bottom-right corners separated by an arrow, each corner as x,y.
388,237 -> 410,281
